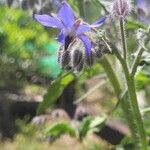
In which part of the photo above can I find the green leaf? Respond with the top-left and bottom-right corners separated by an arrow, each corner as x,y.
79,117 -> 93,141
126,20 -> 147,30
45,122 -> 76,138
37,73 -> 74,114
78,116 -> 105,141
135,72 -> 150,90
89,116 -> 106,129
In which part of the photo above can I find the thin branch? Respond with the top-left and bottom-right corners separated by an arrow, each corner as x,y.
74,78 -> 107,104
131,40 -> 149,76
131,45 -> 144,76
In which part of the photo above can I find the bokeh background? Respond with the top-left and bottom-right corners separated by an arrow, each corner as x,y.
0,0 -> 150,149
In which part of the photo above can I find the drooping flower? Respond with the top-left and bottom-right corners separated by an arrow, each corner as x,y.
136,0 -> 150,24
56,31 -> 108,72
34,1 -> 106,58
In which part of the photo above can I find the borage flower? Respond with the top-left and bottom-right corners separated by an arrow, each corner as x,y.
137,0 -> 150,24
34,1 -> 106,71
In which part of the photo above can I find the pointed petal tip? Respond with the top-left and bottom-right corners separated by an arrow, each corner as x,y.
58,0 -> 75,28
79,35 -> 92,56
91,16 -> 107,28
34,14 -> 63,28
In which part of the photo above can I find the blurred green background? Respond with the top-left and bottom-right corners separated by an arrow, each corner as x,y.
0,0 -> 150,150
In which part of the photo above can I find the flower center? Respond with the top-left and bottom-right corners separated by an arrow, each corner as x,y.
74,18 -> 82,29
64,19 -> 82,50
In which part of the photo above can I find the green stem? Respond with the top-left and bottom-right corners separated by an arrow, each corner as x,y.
119,19 -> 147,149
101,56 -> 137,143
120,18 -> 127,61
74,78 -> 107,104
131,45 -> 144,76
123,64 -> 147,149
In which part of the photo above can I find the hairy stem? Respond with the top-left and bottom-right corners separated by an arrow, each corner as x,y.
119,19 -> 147,149
101,56 -> 137,144
120,18 -> 128,61
123,65 -> 147,149
131,45 -> 144,76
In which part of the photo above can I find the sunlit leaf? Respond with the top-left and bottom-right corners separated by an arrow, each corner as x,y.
37,73 -> 74,114
45,122 -> 76,138
135,71 -> 150,90
79,116 -> 105,141
89,116 -> 106,128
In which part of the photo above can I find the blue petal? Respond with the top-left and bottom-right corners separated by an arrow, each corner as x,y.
139,16 -> 150,25
58,1 -> 75,28
136,0 -> 150,25
91,16 -> 106,28
53,0 -> 62,8
57,31 -> 66,43
79,35 -> 92,56
137,0 -> 145,5
34,14 -> 63,28
76,24 -> 91,35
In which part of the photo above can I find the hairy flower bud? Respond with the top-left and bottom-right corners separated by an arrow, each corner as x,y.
113,0 -> 132,18
94,48 -> 103,58
85,53 -> 94,67
59,50 -> 71,68
94,41 -> 108,58
57,30 -> 107,72
76,60 -> 84,72
71,49 -> 83,68
57,45 -> 63,64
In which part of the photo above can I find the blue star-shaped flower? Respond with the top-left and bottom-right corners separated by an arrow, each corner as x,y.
137,0 -> 150,24
34,1 -> 106,57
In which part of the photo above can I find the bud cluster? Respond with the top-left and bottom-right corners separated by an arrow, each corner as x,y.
57,31 -> 108,72
112,0 -> 132,18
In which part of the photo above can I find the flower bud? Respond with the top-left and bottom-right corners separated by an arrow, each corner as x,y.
76,60 -> 84,72
113,0 -> 132,18
71,49 -> 83,68
59,50 -> 71,68
94,48 -> 103,58
85,53 -> 94,67
57,45 -> 63,64
136,28 -> 146,41
65,65 -> 72,71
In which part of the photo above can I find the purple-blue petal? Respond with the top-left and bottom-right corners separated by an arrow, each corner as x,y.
34,14 -> 63,28
91,16 -> 106,28
138,16 -> 150,24
58,1 -> 75,28
53,0 -> 62,8
137,0 -> 145,5
79,35 -> 92,56
136,0 -> 150,25
57,31 -> 66,43
76,24 -> 91,35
